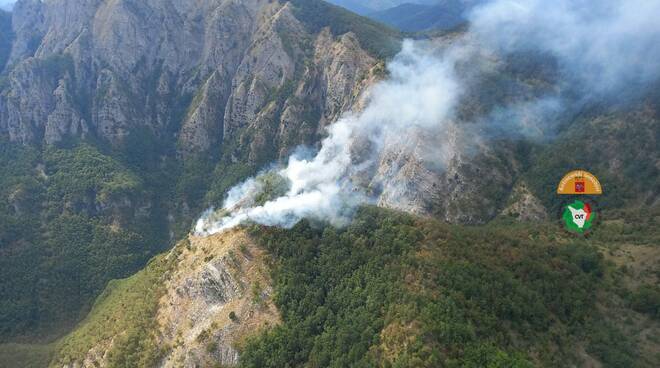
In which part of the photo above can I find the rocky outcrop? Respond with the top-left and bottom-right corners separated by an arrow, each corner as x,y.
156,231 -> 279,367
0,0 -> 386,164
372,126 -> 523,223
45,76 -> 89,143
55,229 -> 279,368
219,5 -> 379,164
0,10 -> 12,71
7,0 -> 533,224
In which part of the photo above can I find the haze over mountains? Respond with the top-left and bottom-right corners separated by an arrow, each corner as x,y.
327,0 -> 440,14
0,0 -> 14,11
369,1 -> 480,32
0,0 -> 658,367
327,0 -> 482,32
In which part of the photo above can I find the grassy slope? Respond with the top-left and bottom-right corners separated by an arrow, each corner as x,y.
0,250 -> 174,368
0,343 -> 55,368
51,251 -> 176,368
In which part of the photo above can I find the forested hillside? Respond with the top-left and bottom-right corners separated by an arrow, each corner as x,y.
369,1 -> 470,32
0,0 -> 658,367
27,206 -> 660,367
0,142 -> 170,339
239,207 -> 659,367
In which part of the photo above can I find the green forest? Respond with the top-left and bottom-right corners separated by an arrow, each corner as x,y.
0,142 -> 166,339
237,207 -> 659,367
24,206 -> 658,368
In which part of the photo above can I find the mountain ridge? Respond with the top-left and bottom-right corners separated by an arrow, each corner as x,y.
369,1 -> 469,32
36,206 -> 660,367
0,1 -> 658,367
0,0 -> 396,344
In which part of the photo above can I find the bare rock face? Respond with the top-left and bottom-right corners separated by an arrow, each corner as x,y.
45,76 -> 89,144
57,229 -> 279,368
313,29 -> 377,130
178,71 -> 226,154
5,0 -> 46,67
156,231 -> 279,367
1,55 -> 69,143
0,0 -> 382,165
369,123 -> 523,224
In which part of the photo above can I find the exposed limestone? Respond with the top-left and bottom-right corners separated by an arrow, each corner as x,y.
371,124 -> 522,224
57,229 -> 279,368
1,0 -> 381,164
156,230 -> 279,367
178,71 -> 225,154
45,76 -> 88,144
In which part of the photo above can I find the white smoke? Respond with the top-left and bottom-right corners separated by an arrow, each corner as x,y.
195,41 -> 463,235
195,0 -> 660,235
469,0 -> 660,95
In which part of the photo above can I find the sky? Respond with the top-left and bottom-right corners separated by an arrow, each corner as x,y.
0,0 -> 15,11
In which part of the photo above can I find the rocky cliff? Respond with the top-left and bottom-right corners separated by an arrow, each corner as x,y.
0,0 -> 388,162
0,0 -> 556,227
52,228 -> 278,368
0,0 -> 396,345
0,9 -> 11,71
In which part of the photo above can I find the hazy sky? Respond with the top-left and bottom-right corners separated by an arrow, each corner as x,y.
0,0 -> 15,11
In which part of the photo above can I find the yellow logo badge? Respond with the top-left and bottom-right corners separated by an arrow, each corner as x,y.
557,170 -> 602,195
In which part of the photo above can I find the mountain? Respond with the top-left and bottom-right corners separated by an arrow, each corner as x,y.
0,0 -> 659,367
0,9 -> 11,70
369,1 -> 469,32
324,0 -> 375,15
52,228 -> 279,367
326,0 -> 441,14
46,207 -> 660,367
1,0 -> 398,149
326,0 -> 482,32
0,0 -> 398,344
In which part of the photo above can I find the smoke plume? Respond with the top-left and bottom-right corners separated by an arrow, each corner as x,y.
195,0 -> 660,235
195,41 -> 462,234
469,0 -> 660,96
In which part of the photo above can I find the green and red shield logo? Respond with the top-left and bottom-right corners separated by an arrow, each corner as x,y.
562,200 -> 595,233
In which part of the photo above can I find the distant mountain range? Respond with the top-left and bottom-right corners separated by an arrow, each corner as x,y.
327,0 -> 439,14
370,1 -> 467,32
327,0 -> 484,32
